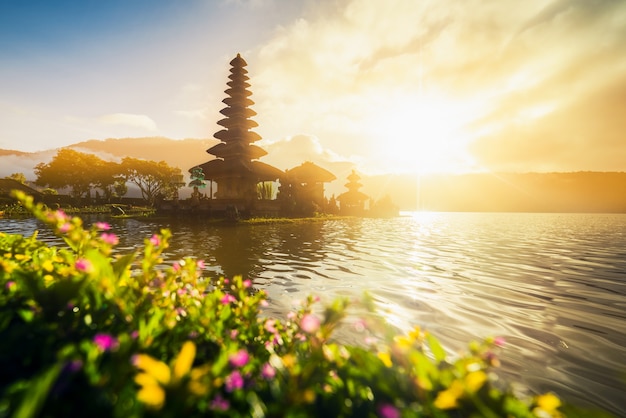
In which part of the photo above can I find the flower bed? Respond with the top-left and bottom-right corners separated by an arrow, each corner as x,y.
0,191 -> 606,417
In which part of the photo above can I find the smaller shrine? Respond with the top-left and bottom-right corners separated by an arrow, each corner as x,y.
281,161 -> 337,215
337,170 -> 369,215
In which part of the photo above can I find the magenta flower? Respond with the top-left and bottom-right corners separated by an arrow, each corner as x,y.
229,349 -> 250,368
225,370 -> 244,392
93,333 -> 118,351
261,363 -> 276,379
74,258 -> 93,273
210,394 -> 230,411
377,403 -> 400,418
300,314 -> 321,334
221,294 -> 236,305
94,222 -> 110,230
100,233 -> 119,245
149,234 -> 161,246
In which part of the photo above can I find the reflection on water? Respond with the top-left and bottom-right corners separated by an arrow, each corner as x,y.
2,212 -> 626,416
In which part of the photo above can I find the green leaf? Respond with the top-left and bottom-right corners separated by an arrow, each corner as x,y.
426,333 -> 447,364
14,363 -> 62,418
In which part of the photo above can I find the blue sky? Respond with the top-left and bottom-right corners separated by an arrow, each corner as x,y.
1,0 -> 626,176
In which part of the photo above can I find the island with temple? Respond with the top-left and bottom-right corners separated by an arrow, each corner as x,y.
157,54 -> 398,219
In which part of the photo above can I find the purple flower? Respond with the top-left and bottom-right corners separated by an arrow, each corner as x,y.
225,370 -> 244,392
210,394 -> 230,411
300,314 -> 321,334
93,333 -> 118,351
261,363 -> 276,379
100,233 -> 119,245
377,403 -> 400,418
94,222 -> 110,230
229,349 -> 250,368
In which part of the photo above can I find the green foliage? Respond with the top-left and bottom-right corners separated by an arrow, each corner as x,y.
121,157 -> 184,205
0,191 -> 604,417
4,173 -> 27,184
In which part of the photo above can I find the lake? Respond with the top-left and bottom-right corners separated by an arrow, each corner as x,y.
2,212 -> 625,416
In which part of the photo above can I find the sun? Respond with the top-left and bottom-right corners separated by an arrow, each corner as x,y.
366,94 -> 478,175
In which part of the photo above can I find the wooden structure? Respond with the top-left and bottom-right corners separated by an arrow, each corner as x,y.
192,54 -> 283,215
337,170 -> 369,215
282,161 -> 336,213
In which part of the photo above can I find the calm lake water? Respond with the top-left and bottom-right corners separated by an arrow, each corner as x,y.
2,212 -> 625,416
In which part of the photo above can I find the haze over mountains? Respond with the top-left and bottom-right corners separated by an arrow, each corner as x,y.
1,137 -> 625,213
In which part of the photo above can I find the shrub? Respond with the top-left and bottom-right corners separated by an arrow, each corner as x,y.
0,191 -> 603,417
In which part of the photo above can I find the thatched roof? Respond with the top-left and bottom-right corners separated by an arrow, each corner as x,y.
285,162 -> 336,184
0,179 -> 42,198
196,159 -> 284,182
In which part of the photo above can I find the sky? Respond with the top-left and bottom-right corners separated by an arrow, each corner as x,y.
1,0 -> 626,176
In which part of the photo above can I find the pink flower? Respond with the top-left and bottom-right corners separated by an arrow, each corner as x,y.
377,403 -> 400,418
243,279 -> 251,288
93,333 -> 118,351
54,210 -> 69,222
94,222 -> 110,230
494,336 -> 506,347
131,330 -> 139,339
74,259 -> 93,273
229,349 -> 250,368
261,363 -> 276,379
210,394 -> 230,411
300,314 -> 321,334
100,233 -> 119,245
264,319 -> 278,334
225,370 -> 244,392
260,300 -> 269,307
149,234 -> 161,246
172,262 -> 181,272
5,281 -> 16,290
221,294 -> 236,304
230,329 -> 239,340
196,259 -> 205,269
58,223 -> 71,233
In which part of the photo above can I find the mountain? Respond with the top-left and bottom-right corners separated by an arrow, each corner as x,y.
69,137 -> 219,172
1,137 -> 626,212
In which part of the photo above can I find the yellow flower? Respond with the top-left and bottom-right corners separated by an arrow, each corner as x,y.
377,351 -> 393,368
134,354 -> 171,385
434,380 -> 464,409
464,371 -> 487,393
173,341 -> 196,382
42,259 -> 54,272
135,376 -> 165,410
536,392 -> 561,413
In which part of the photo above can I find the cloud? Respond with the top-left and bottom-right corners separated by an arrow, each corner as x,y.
249,0 -> 626,173
98,113 -> 158,132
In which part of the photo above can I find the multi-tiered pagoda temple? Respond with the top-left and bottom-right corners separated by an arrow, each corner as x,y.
337,170 -> 369,215
193,54 -> 283,213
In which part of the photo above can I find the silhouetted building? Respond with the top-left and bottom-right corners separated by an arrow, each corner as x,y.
337,170 -> 369,215
281,161 -> 336,215
192,54 -> 283,214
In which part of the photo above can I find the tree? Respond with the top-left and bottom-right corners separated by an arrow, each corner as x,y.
5,173 -> 27,184
34,149 -> 104,198
93,160 -> 126,201
120,157 -> 184,205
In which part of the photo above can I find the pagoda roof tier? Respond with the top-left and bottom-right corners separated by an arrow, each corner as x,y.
344,182 -> 363,189
227,80 -> 251,89
286,161 -> 336,184
337,190 -> 369,201
197,158 -> 284,181
224,88 -> 253,97
222,97 -> 254,107
217,117 -> 259,129
219,107 -> 257,118
213,129 -> 262,143
207,142 -> 267,160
